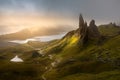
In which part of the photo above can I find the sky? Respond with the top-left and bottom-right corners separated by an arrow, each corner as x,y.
0,0 -> 120,34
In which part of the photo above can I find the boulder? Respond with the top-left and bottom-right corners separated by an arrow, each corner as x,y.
32,50 -> 41,58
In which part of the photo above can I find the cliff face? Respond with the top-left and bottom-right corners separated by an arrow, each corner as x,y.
78,14 -> 100,45
88,20 -> 100,39
78,14 -> 87,45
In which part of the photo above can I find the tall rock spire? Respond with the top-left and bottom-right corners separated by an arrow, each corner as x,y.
78,14 -> 88,45
80,21 -> 88,44
79,14 -> 84,28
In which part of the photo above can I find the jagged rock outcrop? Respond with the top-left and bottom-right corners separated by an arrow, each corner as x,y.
88,20 -> 100,39
79,14 -> 84,28
79,14 -> 88,44
78,14 -> 101,45
62,14 -> 101,46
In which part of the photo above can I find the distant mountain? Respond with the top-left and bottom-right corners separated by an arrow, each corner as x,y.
0,25 -> 74,40
0,40 -> 18,47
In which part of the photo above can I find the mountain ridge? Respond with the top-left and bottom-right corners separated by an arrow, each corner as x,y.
0,25 -> 74,40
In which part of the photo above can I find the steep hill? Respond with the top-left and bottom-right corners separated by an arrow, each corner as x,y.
40,15 -> 120,80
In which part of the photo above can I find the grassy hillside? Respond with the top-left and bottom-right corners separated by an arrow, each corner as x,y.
0,23 -> 120,80
60,70 -> 120,80
40,24 -> 120,80
98,23 -> 120,36
0,42 -> 51,80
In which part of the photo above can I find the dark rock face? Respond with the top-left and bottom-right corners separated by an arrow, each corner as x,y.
80,21 -> 88,44
78,14 -> 101,45
78,14 -> 88,45
88,20 -> 100,39
79,14 -> 84,28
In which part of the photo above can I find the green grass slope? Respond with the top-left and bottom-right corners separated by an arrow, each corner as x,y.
41,25 -> 120,80
0,42 -> 51,80
0,23 -> 120,80
98,23 -> 120,36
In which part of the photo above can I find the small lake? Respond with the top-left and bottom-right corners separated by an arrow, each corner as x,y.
9,33 -> 66,44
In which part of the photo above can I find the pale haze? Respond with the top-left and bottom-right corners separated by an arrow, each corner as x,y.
0,0 -> 120,34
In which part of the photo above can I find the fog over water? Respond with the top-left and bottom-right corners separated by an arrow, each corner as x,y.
9,33 -> 66,44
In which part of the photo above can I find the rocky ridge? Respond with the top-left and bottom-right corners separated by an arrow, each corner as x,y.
79,14 -> 101,45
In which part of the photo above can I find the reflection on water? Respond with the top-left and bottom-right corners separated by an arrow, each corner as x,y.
10,55 -> 23,62
9,33 -> 66,44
